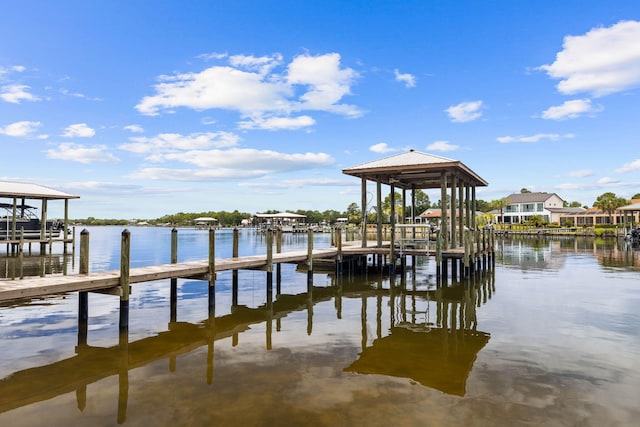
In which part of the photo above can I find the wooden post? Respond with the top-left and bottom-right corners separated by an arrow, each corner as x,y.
63,199 -> 69,255
276,229 -> 282,295
170,228 -> 178,323
451,174 -> 457,248
208,227 -> 216,317
40,199 -> 48,253
336,227 -> 342,275
266,229 -> 273,290
307,228 -> 314,285
119,229 -> 131,331
441,172 -> 449,250
361,177 -> 368,248
436,230 -> 443,281
463,230 -> 470,279
80,229 -> 89,274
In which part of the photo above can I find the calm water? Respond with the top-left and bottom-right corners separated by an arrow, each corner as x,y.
1,227 -> 639,426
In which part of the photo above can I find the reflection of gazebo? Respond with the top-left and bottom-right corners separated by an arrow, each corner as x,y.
344,326 -> 490,396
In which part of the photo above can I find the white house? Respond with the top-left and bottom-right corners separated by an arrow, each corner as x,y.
500,192 -> 564,224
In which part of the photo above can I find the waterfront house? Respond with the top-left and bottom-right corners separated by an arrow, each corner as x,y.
499,192 -> 564,224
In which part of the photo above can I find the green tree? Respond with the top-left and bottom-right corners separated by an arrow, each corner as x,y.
520,188 -> 531,193
632,193 -> 640,200
593,192 -> 628,224
345,202 -> 361,224
382,191 -> 403,221
489,198 -> 509,224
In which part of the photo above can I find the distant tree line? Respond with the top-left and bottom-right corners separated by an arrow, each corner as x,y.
72,191 -> 640,227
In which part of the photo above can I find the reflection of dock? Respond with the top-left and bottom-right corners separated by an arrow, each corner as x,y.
0,271 -> 496,418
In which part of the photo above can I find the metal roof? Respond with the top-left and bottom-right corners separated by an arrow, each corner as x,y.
0,181 -> 79,200
342,150 -> 488,189
506,192 -> 560,204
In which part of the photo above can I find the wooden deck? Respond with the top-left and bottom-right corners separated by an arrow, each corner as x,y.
0,240 -> 481,303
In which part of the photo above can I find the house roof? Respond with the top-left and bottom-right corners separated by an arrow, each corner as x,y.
506,192 -> 561,204
342,149 -> 488,190
0,181 -> 79,200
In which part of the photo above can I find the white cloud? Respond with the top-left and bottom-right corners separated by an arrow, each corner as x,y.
597,177 -> 619,185
616,159 -> 640,173
445,100 -> 483,122
237,115 -> 315,130
119,131 -> 239,154
541,99 -> 602,120
394,69 -> 416,88
128,148 -> 334,181
287,53 -> 361,117
0,120 -> 41,137
239,177 -> 353,189
497,133 -> 574,143
0,84 -> 40,103
45,143 -> 119,164
568,169 -> 593,178
62,123 -> 96,138
538,20 -> 640,97
136,52 -> 362,122
427,140 -> 459,152
229,53 -> 283,75
197,52 -> 228,61
369,143 -> 395,153
124,124 -> 144,133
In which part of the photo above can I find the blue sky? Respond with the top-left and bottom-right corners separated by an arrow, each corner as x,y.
1,1 -> 639,219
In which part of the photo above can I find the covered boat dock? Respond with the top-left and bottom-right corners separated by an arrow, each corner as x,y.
342,149 -> 490,277
0,181 -> 79,254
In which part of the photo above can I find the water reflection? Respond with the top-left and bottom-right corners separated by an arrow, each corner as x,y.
497,235 -> 640,270
0,268 -> 496,423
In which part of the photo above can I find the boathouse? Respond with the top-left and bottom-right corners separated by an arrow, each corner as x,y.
0,181 -> 79,253
343,149 -> 488,249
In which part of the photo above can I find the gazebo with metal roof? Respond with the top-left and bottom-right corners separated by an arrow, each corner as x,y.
342,149 -> 488,250
1,181 -> 79,252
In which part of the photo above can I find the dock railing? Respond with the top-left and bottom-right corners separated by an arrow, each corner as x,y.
395,223 -> 434,252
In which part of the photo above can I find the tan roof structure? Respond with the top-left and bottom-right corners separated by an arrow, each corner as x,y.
342,149 -> 488,190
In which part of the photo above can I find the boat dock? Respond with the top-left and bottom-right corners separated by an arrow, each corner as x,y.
0,227 -> 494,305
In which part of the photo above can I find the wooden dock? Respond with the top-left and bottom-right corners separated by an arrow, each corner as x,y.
0,226 -> 495,306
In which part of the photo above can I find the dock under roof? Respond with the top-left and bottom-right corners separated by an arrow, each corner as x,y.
342,149 -> 489,251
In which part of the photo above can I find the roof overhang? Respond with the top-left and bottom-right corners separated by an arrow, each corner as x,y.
342,150 -> 488,190
0,181 -> 79,200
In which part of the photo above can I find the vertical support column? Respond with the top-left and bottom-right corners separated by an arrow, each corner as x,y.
451,174 -> 457,248
336,227 -> 343,275
266,228 -> 273,291
441,172 -> 449,249
119,229 -> 131,332
276,228 -> 282,293
472,186 -> 477,230
307,228 -> 314,285
170,228 -> 178,323
63,199 -> 69,254
232,227 -> 239,295
40,199 -> 48,253
376,179 -> 383,248
458,181 -> 464,245
465,184 -> 471,229
390,184 -> 396,273
361,177 -> 367,248
78,229 -> 89,348
411,186 -> 416,239
208,227 -> 216,317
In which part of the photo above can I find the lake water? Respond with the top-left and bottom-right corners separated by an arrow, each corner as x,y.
1,226 -> 639,426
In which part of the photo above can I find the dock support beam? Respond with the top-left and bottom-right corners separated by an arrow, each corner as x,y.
119,229 -> 130,332
78,229 -> 89,348
170,228 -> 178,323
208,228 -> 215,318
